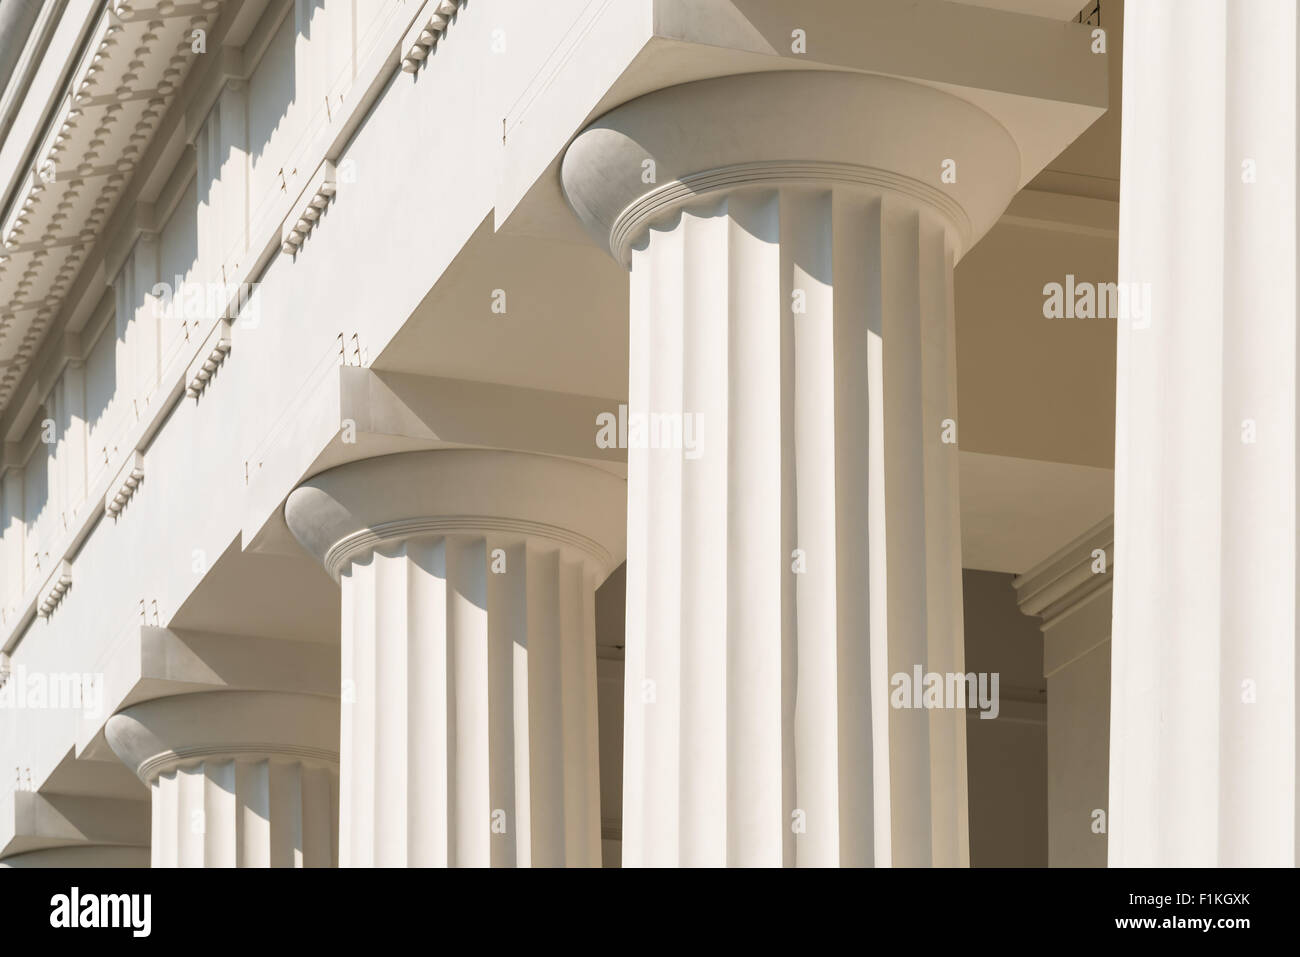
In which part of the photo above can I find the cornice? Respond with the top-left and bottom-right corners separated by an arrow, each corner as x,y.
1013,516 -> 1113,628
400,0 -> 461,74
997,187 -> 1118,240
0,0 -> 470,447
1,0 -> 477,656
0,1 -> 224,412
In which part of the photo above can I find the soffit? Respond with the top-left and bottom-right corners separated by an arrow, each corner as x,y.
0,1 -> 220,412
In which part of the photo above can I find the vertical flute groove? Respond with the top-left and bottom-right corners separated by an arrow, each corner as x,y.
149,757 -> 336,868
621,187 -> 968,867
339,533 -> 604,866
1112,0 -> 1298,867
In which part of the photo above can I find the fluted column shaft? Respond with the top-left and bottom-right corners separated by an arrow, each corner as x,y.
1111,0 -> 1298,866
150,757 -> 336,868
286,450 -> 626,867
562,72 -> 1022,867
619,188 -> 967,867
106,691 -> 340,868
342,534 -> 603,866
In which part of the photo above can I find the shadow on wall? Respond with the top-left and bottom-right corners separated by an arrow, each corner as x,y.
964,568 -> 1047,867
13,0 -> 327,595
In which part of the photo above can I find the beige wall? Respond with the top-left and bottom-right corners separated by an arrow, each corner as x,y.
1047,638 -> 1109,866
963,570 -> 1048,866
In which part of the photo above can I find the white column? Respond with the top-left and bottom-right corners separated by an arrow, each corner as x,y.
285,449 -> 625,867
1111,0 -> 1298,867
106,691 -> 340,867
562,71 -> 1022,866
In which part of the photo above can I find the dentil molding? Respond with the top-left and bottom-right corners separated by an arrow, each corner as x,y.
400,0 -> 462,74
104,450 -> 145,517
0,1 -> 224,411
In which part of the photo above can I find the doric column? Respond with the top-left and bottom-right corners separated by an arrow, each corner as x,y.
106,691 -> 339,867
284,449 -> 625,867
1110,0 -> 1298,866
562,71 -> 1021,866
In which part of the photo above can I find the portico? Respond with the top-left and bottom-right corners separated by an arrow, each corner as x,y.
6,0 -> 1288,872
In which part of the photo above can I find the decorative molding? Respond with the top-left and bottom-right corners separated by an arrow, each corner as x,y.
184,318 -> 232,398
3,0 -> 473,656
36,560 -> 72,619
1016,520 -> 1115,680
998,187 -> 1118,239
104,450 -> 144,517
1013,517 -> 1113,627
401,0 -> 462,73
2,324 -> 192,654
1024,167 -> 1119,204
0,2 -> 225,412
279,160 -> 337,255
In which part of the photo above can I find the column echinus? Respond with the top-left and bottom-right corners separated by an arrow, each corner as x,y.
561,71 -> 1021,866
106,691 -> 340,867
284,450 -> 626,866
1110,0 -> 1298,866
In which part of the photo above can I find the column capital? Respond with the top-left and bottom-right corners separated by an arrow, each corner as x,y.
105,690 -> 339,784
561,70 -> 1021,267
284,449 -> 627,580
